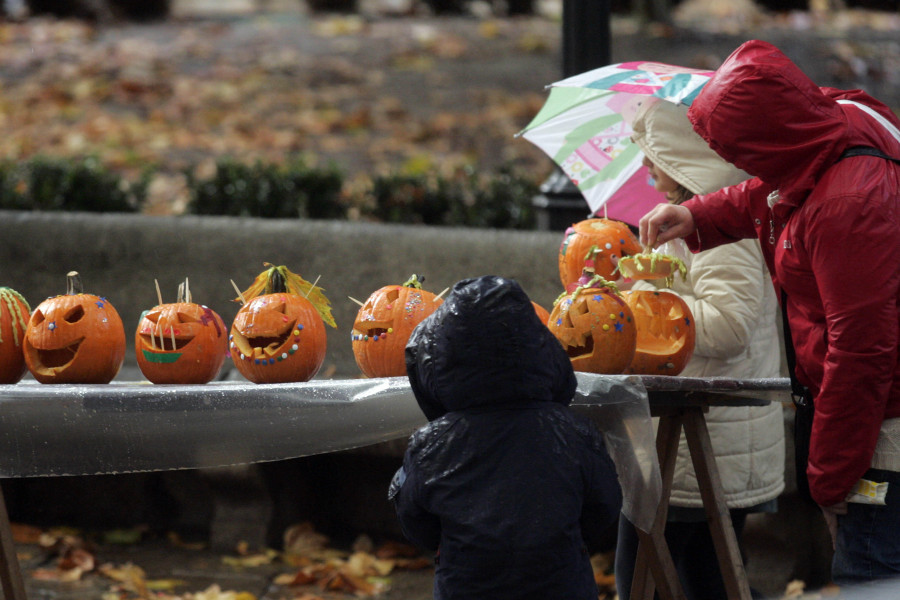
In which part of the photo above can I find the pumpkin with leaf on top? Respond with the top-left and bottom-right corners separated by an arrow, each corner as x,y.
24,271 -> 126,384
0,287 -> 31,384
351,274 -> 444,378
230,264 -> 335,384
135,278 -> 228,384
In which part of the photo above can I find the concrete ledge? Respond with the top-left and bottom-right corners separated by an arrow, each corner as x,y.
0,210 -> 563,380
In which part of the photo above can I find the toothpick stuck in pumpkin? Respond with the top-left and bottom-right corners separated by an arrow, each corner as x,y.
230,280 -> 247,306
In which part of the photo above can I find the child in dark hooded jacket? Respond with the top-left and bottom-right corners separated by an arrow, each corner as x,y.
388,275 -> 622,600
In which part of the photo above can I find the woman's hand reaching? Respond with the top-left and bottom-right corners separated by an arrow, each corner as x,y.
639,203 -> 696,249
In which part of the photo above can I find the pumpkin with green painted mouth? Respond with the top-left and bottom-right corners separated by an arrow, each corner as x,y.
136,280 -> 227,384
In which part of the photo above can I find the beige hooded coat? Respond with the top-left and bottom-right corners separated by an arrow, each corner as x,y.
630,100 -> 785,509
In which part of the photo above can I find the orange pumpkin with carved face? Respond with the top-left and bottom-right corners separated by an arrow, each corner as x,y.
548,276 -> 637,374
351,275 -> 443,378
558,218 -> 642,289
229,264 -> 334,384
24,272 -> 125,384
0,287 -> 30,384
136,295 -> 227,384
622,289 -> 695,375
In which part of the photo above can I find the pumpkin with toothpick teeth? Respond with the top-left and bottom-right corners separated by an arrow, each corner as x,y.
24,271 -> 125,384
0,287 -> 31,384
558,218 -> 642,289
136,279 -> 228,384
548,275 -> 637,374
622,289 -> 695,375
351,274 -> 443,378
230,264 -> 335,384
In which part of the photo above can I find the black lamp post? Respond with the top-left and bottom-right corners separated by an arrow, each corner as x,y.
532,0 -> 611,230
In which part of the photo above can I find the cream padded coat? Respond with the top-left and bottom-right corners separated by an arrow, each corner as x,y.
630,100 -> 785,509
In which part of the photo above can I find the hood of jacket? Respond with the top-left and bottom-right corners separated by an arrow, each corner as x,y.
687,40 -> 853,205
405,275 -> 576,421
631,99 -> 750,196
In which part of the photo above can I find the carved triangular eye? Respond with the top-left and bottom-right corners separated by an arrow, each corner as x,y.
144,310 -> 161,324
386,289 -> 400,303
31,310 -> 45,326
64,305 -> 85,323
177,311 -> 200,323
272,302 -> 287,314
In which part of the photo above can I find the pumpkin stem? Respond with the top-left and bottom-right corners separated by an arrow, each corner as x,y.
402,274 -> 424,289
66,271 -> 83,295
269,268 -> 288,294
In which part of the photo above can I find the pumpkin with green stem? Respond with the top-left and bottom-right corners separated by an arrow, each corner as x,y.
351,274 -> 443,378
548,274 -> 637,374
24,272 -> 125,384
230,264 -> 335,384
0,287 -> 31,384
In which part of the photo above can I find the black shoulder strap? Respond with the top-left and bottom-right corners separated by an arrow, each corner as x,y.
780,289 -> 810,406
839,146 -> 900,165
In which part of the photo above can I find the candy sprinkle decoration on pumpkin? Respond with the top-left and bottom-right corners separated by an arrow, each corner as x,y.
23,271 -> 126,384
351,274 -> 443,378
229,263 -> 335,384
548,274 -> 637,374
0,287 -> 31,384
135,278 -> 228,384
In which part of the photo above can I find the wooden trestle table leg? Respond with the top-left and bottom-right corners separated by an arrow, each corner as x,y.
0,483 -> 28,600
682,408 -> 753,600
630,411 -> 686,600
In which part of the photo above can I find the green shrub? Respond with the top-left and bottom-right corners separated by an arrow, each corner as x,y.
0,156 -> 144,212
187,158 -> 344,219
363,166 -> 537,229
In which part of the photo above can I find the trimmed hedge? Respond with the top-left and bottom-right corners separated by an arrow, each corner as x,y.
0,155 -> 541,229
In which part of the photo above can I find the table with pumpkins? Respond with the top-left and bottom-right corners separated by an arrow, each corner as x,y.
0,218 -> 790,600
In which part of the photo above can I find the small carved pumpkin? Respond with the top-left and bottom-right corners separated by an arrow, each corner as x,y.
351,274 -> 443,378
24,272 -> 125,384
622,289 -> 696,375
0,287 -> 31,384
548,276 -> 637,374
230,264 -> 335,384
559,218 -> 641,289
136,280 -> 228,384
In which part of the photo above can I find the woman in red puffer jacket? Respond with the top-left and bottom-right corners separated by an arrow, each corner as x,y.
640,39 -> 900,585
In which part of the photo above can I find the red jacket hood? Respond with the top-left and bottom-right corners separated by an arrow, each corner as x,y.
688,39 -> 896,205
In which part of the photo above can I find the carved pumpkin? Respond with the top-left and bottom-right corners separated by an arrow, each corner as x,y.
548,276 -> 637,374
351,274 -> 443,378
559,218 -> 642,289
24,271 -> 125,384
0,287 -> 31,384
230,264 -> 335,384
532,301 -> 550,326
622,289 -> 696,375
136,280 -> 228,384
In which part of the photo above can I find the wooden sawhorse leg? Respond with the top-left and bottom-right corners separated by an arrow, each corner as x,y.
0,483 -> 27,600
682,409 -> 753,600
631,412 -> 686,600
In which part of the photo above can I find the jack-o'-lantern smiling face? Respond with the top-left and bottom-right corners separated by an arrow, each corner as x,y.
230,296 -> 298,360
134,300 -> 227,385
23,271 -> 126,384
26,303 -> 88,371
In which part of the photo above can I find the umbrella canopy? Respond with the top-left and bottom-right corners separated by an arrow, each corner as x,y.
518,61 -> 715,224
